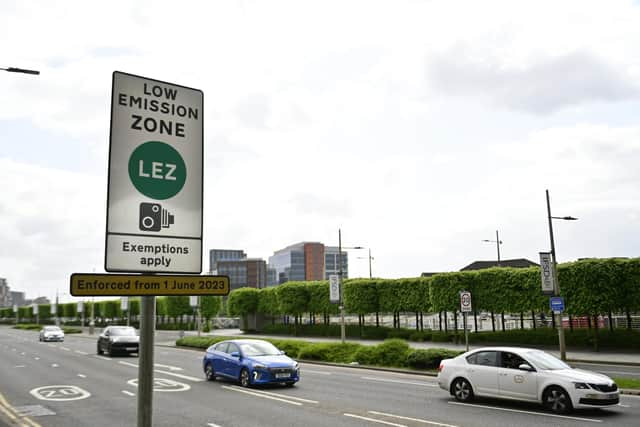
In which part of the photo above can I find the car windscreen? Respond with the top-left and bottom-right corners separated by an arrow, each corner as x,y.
239,341 -> 281,356
44,326 -> 61,331
110,328 -> 137,336
523,350 -> 570,370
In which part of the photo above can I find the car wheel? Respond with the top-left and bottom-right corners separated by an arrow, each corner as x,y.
107,345 -> 113,357
204,363 -> 216,381
240,368 -> 251,388
285,382 -> 295,387
451,378 -> 474,402
97,343 -> 103,355
543,386 -> 573,414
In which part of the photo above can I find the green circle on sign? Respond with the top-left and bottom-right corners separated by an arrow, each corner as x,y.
128,141 -> 186,200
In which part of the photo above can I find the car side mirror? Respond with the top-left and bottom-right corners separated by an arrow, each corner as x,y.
518,363 -> 534,372
230,351 -> 240,358
280,350 -> 286,355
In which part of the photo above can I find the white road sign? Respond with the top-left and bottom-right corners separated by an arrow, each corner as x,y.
121,297 -> 129,311
460,291 -> 472,313
329,274 -> 340,304
539,252 -> 555,295
106,71 -> 203,274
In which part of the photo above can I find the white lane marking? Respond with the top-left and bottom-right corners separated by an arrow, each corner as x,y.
94,355 -> 112,361
60,347 -> 71,351
20,352 -> 25,355
618,403 -> 630,407
447,401 -> 603,423
74,350 -> 88,355
207,423 -> 223,427
361,376 -> 437,387
154,363 -> 183,371
122,390 -> 135,397
368,411 -> 459,427
225,386 -> 318,404
34,357 -> 40,360
303,369 -> 332,375
221,386 -> 302,406
15,365 -> 25,368
118,361 -> 204,382
51,364 -> 59,368
344,413 -> 406,426
77,374 -> 86,378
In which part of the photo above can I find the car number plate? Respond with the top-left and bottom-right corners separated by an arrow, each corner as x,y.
126,347 -> 137,351
275,373 -> 290,379
607,393 -> 618,399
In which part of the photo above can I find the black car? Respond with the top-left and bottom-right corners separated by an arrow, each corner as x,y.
97,326 -> 139,356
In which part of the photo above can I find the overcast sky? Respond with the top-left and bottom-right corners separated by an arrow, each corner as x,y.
2,0 -> 640,303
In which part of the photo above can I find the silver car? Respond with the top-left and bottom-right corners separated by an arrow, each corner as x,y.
39,326 -> 65,342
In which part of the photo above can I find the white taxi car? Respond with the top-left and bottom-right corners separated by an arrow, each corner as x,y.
437,347 -> 619,414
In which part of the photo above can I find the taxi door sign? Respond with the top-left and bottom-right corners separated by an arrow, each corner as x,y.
105,71 -> 203,274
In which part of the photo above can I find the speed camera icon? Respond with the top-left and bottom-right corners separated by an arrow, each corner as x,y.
139,202 -> 174,232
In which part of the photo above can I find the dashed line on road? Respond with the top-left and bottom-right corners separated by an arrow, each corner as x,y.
74,350 -> 88,355
60,347 -> 71,351
225,387 -> 318,404
77,374 -> 86,378
15,365 -> 26,368
207,423 -> 223,427
118,361 -> 204,382
361,376 -> 438,387
344,413 -> 406,426
51,364 -> 59,368
221,386 -> 302,406
122,390 -> 135,397
94,355 -> 112,361
447,401 -> 603,423
302,369 -> 332,375
368,411 -> 459,427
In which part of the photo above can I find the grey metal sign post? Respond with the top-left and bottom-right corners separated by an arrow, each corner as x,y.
107,71 -> 203,427
460,291 -> 472,352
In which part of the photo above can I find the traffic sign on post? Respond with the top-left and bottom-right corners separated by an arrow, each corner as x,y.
460,290 -> 472,313
539,252 -> 555,295
329,275 -> 340,304
550,296 -> 565,313
105,71 -> 203,274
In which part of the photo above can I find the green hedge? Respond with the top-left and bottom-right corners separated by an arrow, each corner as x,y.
176,336 -> 460,371
261,323 -> 433,341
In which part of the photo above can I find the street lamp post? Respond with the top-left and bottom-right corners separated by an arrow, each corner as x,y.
482,230 -> 502,267
1,66 -> 40,75
338,229 -> 345,344
546,189 -> 578,361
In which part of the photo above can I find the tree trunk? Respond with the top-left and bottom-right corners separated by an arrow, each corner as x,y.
444,311 -> 448,333
438,311 -> 442,331
531,311 -> 536,329
593,315 -> 600,352
568,315 -> 573,332
453,310 -> 459,342
608,311 -> 614,332
587,316 -> 592,329
501,312 -> 506,332
376,312 -> 379,327
491,312 -> 495,332
551,312 -> 556,329
415,312 -> 419,331
520,312 -> 524,330
473,311 -> 478,333
420,312 -> 424,331
627,310 -> 632,330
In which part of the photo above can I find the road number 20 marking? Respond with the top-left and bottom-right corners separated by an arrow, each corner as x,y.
30,385 -> 91,401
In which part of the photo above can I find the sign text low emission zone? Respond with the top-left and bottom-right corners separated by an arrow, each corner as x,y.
105,71 -> 203,274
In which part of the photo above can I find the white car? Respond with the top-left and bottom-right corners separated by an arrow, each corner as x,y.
437,346 -> 619,414
39,325 -> 65,342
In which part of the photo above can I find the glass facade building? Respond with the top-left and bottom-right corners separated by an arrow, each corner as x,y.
268,242 -> 348,285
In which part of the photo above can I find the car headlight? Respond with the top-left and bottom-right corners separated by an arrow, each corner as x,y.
253,363 -> 266,370
573,382 -> 590,389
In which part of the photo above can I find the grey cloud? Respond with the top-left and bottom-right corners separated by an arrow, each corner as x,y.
426,48 -> 639,114
289,193 -> 351,218
235,93 -> 271,128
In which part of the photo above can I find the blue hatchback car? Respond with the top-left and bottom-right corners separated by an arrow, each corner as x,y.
202,339 -> 300,387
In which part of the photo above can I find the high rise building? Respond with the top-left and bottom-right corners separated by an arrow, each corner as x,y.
209,249 -> 247,273
208,249 -> 266,290
0,278 -> 10,307
268,242 -> 348,285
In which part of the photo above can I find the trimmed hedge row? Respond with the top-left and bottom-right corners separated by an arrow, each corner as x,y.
225,258 -> 640,322
176,336 -> 462,370
13,324 -> 82,334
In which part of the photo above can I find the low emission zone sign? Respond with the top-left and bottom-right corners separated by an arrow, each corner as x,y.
105,71 -> 203,274
70,274 -> 230,297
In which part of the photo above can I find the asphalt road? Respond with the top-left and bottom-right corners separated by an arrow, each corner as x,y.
1,328 -> 639,427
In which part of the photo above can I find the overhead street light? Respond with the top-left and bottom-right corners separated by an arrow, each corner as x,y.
546,189 -> 578,361
337,232 -> 366,343
482,230 -> 503,267
1,66 -> 40,75
356,248 -> 374,279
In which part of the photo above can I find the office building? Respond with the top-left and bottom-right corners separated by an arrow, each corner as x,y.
209,249 -> 247,273
0,278 -> 10,307
268,242 -> 348,285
